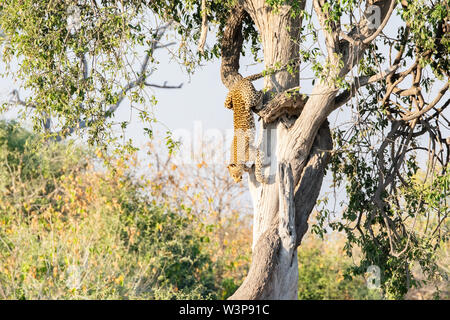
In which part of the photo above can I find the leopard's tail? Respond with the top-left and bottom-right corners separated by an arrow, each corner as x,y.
244,72 -> 264,82
254,149 -> 269,184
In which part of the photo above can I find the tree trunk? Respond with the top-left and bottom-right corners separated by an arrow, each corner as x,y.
222,0 -> 396,300
227,0 -> 333,300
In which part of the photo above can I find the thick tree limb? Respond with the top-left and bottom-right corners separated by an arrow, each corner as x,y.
220,5 -> 246,89
254,87 -> 307,124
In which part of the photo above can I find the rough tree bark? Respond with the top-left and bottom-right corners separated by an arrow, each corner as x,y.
221,0 -> 397,300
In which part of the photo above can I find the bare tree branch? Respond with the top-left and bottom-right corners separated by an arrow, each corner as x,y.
338,0 -> 397,76
362,0 -> 396,45
105,23 -> 173,115
197,0 -> 208,54
144,81 -> 183,89
8,90 -> 33,108
154,42 -> 176,49
334,64 -> 399,109
81,53 -> 89,80
7,23 -> 182,140
401,82 -> 449,121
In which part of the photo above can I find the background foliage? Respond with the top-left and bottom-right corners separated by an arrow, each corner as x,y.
0,122 -> 447,299
0,121 -> 216,299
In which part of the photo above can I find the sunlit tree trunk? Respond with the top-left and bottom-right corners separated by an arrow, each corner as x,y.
221,0 -> 332,300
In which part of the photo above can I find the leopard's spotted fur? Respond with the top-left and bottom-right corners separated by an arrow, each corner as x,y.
225,73 -> 268,184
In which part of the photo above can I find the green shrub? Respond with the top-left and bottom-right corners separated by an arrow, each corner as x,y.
297,237 -> 383,300
0,121 -> 217,299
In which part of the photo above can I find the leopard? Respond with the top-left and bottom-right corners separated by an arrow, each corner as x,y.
225,73 -> 269,184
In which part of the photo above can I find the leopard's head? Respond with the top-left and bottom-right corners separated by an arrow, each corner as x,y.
227,164 -> 242,183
